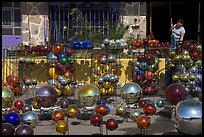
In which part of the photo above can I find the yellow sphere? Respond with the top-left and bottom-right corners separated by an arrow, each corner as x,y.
172,74 -> 179,81
180,74 -> 189,82
32,100 -> 41,109
66,106 -> 78,118
78,84 -> 101,107
56,120 -> 68,134
48,67 -> 59,80
63,85 -> 74,96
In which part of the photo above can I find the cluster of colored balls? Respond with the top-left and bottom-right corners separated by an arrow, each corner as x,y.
133,54 -> 159,95
102,38 -> 127,49
68,40 -> 93,49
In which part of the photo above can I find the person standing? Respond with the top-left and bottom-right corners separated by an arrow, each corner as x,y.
170,19 -> 185,46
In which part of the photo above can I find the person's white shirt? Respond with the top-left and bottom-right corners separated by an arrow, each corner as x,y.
171,24 -> 185,39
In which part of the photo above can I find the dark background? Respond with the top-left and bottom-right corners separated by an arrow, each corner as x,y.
146,2 -> 202,43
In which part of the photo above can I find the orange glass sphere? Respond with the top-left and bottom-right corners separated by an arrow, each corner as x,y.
143,104 -> 156,116
52,44 -> 64,55
52,110 -> 65,122
136,115 -> 150,129
95,104 -> 108,116
145,71 -> 154,80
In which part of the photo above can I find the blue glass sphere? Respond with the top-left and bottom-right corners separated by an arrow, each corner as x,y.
4,112 -> 21,127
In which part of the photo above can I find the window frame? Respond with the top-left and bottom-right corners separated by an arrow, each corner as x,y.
2,2 -> 21,36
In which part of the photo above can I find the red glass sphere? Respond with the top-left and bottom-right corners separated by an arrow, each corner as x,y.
14,100 -> 24,110
90,114 -> 103,126
143,104 -> 156,116
106,119 -> 118,131
165,83 -> 187,105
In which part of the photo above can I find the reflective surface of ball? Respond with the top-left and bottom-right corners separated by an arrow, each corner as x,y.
21,111 -> 39,128
2,87 -> 15,108
36,86 -> 58,108
90,114 -> 103,126
172,98 -> 202,135
106,119 -> 118,131
56,120 -> 68,135
136,116 -> 150,129
165,83 -> 187,105
78,84 -> 101,107
2,123 -> 15,135
52,110 -> 65,122
4,112 -> 20,127
121,82 -> 142,104
15,125 -> 34,135
66,106 -> 78,118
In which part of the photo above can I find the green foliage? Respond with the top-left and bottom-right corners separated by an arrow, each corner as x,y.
69,8 -> 129,45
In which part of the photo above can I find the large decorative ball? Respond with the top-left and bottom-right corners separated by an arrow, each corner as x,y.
56,120 -> 68,135
15,125 -> 34,135
78,84 -> 100,107
106,119 -> 118,131
95,104 -> 108,116
116,105 -> 126,115
165,83 -> 187,105
2,123 -> 15,135
2,87 -> 15,108
52,110 -> 65,122
143,104 -> 156,116
136,115 -> 150,129
13,100 -> 24,110
35,86 -> 58,108
172,98 -> 202,135
21,111 -> 39,129
156,99 -> 165,108
4,112 -> 20,127
130,110 -> 141,122
90,114 -> 103,126
121,82 -> 142,104
66,106 -> 78,118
